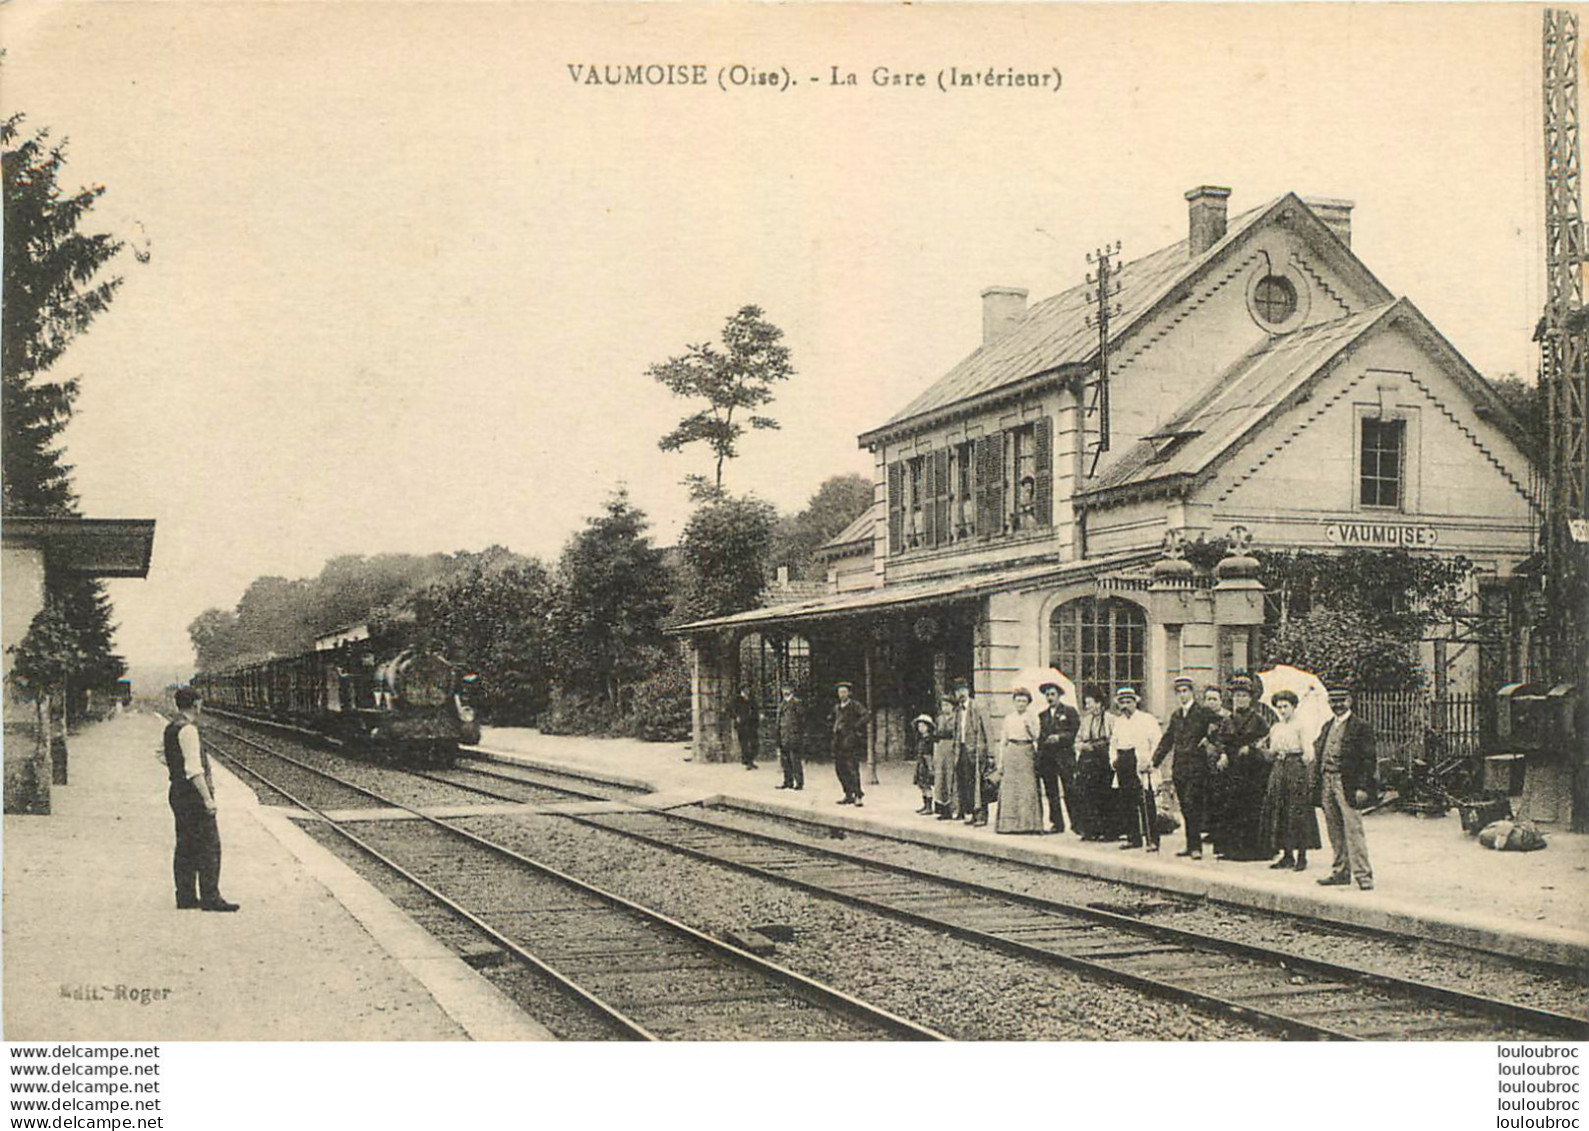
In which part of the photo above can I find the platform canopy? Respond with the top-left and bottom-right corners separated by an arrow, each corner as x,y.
2,517 -> 157,578
671,549 -> 1155,635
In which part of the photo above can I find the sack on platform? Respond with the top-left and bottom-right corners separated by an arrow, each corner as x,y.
1154,810 -> 1181,836
981,774 -> 1000,805
1478,819 -> 1548,852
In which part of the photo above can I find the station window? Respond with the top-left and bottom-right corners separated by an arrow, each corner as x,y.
906,456 -> 926,547
1360,417 -> 1404,508
1253,275 -> 1297,324
1049,597 -> 1146,705
951,441 -> 976,540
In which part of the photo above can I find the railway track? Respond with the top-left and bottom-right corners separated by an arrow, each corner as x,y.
205,717 -> 1588,1040
403,756 -> 1589,1041
202,724 -> 946,1042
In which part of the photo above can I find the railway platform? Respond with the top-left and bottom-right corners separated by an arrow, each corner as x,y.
3,712 -> 551,1042
475,726 -> 1589,972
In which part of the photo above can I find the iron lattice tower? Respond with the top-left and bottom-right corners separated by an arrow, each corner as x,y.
1541,8 -> 1589,681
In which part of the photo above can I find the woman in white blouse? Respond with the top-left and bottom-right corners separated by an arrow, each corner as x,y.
995,687 -> 1045,834
1259,690 -> 1322,871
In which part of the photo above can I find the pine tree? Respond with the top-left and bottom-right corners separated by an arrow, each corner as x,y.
550,489 -> 673,707
3,112 -> 130,717
2,116 -> 124,516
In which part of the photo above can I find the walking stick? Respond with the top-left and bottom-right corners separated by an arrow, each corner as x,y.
1140,764 -> 1156,847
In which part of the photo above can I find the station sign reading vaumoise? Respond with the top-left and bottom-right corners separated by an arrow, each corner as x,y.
1322,520 -> 1439,548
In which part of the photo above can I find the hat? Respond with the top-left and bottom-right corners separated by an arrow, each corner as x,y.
174,686 -> 200,710
1037,680 -> 1064,695
913,713 -> 936,729
1227,673 -> 1256,694
1327,684 -> 1353,699
834,680 -> 853,691
951,675 -> 972,690
1010,684 -> 1033,699
1173,675 -> 1196,689
1115,686 -> 1140,701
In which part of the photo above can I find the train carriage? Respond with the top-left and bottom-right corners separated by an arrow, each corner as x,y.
195,637 -> 478,766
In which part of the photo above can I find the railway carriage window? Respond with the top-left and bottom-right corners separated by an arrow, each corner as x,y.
1048,597 -> 1146,704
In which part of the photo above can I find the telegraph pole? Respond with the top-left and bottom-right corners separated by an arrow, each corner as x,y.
1084,241 -> 1124,478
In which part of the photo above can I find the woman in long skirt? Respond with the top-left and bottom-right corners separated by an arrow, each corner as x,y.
1260,690 -> 1322,870
931,695 -> 959,819
911,714 -> 937,815
1074,684 -> 1115,840
995,687 -> 1044,834
1211,674 -> 1274,861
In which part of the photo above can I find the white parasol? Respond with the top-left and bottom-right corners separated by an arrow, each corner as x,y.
1009,667 -> 1079,710
1256,664 -> 1332,751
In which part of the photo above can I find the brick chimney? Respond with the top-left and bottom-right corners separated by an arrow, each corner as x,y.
1185,185 -> 1232,258
981,286 -> 1028,345
1304,197 -> 1354,248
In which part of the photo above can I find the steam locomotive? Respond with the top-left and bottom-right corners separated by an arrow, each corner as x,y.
194,639 -> 480,767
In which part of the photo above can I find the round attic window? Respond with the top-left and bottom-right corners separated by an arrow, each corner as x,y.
1253,274 -> 1297,324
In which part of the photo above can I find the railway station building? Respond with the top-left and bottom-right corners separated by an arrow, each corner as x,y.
2,517 -> 156,814
676,186 -> 1539,773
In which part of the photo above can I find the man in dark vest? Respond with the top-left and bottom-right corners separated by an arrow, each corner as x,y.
774,683 -> 805,791
1036,680 -> 1080,834
829,681 -> 867,806
1314,685 -> 1378,890
1152,675 -> 1217,859
164,687 -> 238,912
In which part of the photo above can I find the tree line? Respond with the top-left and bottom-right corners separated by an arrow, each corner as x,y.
187,475 -> 871,738
2,107 -> 136,720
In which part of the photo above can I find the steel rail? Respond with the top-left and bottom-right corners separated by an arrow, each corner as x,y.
600,806 -> 1589,1040
205,723 -> 948,1042
390,750 -> 1585,1040
204,727 -> 658,1040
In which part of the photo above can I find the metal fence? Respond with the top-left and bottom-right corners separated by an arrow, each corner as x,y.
1355,690 -> 1489,774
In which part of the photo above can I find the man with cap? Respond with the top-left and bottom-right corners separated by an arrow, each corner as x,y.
774,683 -> 805,791
1108,687 -> 1163,850
949,677 -> 995,826
1153,676 -> 1218,859
1313,686 -> 1378,890
163,687 -> 239,912
828,681 -> 868,806
1036,680 -> 1080,834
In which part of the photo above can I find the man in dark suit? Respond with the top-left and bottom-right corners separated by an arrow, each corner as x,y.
1036,680 -> 1080,834
733,689 -> 759,770
1313,686 -> 1378,890
1152,675 -> 1217,859
774,684 -> 805,790
829,681 -> 868,806
950,677 -> 994,826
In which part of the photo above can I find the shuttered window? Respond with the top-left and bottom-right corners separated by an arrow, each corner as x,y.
951,441 -> 976,540
887,415 -> 1053,554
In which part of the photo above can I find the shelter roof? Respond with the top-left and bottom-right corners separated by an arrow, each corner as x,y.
671,549 -> 1153,634
1,517 -> 156,578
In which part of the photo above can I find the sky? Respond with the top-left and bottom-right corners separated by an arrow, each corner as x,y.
2,2 -> 1554,671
